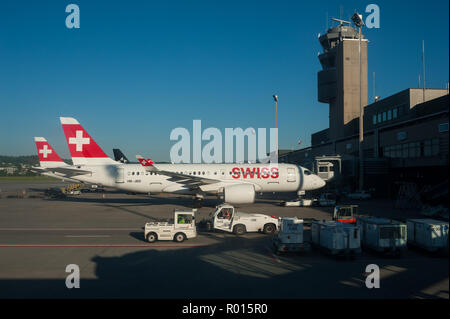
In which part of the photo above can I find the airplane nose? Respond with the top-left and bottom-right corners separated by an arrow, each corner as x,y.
317,176 -> 326,188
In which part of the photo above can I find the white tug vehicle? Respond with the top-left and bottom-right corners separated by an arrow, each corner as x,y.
144,209 -> 197,243
209,204 -> 278,235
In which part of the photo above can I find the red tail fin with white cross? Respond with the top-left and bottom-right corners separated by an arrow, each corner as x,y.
60,117 -> 116,165
34,137 -> 68,168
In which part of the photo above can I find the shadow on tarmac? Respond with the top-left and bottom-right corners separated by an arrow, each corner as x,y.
0,233 -> 448,299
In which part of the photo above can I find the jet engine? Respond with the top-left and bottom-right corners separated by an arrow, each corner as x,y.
223,184 -> 255,204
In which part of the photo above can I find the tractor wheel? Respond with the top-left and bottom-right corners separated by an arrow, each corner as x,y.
233,224 -> 246,236
263,223 -> 276,235
174,232 -> 186,243
146,232 -> 158,243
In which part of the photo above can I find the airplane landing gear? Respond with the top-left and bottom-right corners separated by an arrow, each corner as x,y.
193,196 -> 204,208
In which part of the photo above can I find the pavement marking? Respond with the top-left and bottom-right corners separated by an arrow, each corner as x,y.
64,235 -> 111,238
0,227 -> 140,231
0,244 -> 209,248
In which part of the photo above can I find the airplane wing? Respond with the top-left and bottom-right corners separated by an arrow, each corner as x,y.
32,166 -> 91,177
136,155 -> 220,189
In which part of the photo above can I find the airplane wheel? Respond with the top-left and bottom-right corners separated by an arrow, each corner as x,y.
146,232 -> 158,243
174,232 -> 186,243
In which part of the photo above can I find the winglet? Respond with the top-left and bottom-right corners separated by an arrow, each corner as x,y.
136,155 -> 155,168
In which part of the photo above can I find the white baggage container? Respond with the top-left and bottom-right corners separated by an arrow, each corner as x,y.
311,221 -> 361,256
357,217 -> 407,254
273,217 -> 310,254
278,217 -> 304,244
406,219 -> 449,253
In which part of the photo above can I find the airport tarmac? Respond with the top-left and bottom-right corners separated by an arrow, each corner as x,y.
0,181 -> 448,299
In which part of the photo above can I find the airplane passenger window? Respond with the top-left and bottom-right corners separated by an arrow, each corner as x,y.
132,172 -> 135,175
193,172 -> 196,175
136,172 -> 139,175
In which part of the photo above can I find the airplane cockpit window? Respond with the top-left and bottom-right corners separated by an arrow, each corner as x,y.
304,170 -> 312,175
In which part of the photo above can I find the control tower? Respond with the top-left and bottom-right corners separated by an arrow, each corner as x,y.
317,21 -> 368,141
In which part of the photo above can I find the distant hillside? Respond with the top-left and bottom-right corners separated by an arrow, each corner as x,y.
0,155 -> 72,167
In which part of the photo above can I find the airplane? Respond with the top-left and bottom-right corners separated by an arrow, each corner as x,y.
31,137 -> 83,183
58,117 -> 326,205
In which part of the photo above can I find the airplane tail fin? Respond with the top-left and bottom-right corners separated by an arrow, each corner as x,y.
60,117 -> 116,165
34,137 -> 68,168
113,149 -> 130,163
136,155 -> 157,171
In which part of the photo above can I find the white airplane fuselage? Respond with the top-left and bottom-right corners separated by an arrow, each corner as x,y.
69,162 -> 324,195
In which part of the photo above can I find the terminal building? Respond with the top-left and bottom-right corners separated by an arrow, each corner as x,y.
279,22 -> 449,204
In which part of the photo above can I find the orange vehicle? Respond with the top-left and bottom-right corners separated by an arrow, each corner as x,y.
333,205 -> 358,224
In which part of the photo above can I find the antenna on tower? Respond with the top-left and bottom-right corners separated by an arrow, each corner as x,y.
372,72 -> 376,102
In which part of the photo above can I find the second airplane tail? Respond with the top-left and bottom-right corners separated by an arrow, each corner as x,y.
60,117 -> 116,166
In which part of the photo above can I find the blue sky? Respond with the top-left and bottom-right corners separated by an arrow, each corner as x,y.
0,0 -> 448,161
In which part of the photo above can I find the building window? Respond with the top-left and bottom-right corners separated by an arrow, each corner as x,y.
409,142 -> 418,158
373,115 -> 377,125
387,110 -> 392,120
439,123 -> 449,132
402,143 -> 408,158
346,143 -> 352,150
397,132 -> 407,141
393,108 -> 398,119
424,140 -> 431,156
382,112 -> 387,121
378,113 -> 381,123
395,145 -> 402,158
432,138 -> 439,156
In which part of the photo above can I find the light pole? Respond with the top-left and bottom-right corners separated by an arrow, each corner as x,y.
351,12 -> 364,191
273,94 -> 279,160
273,94 -> 278,129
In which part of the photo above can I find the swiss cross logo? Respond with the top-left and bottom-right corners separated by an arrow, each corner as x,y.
69,130 -> 90,152
39,145 -> 53,158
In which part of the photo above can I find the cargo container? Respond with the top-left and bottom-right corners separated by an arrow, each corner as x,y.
357,217 -> 407,255
273,217 -> 311,254
311,220 -> 361,256
406,219 -> 449,253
